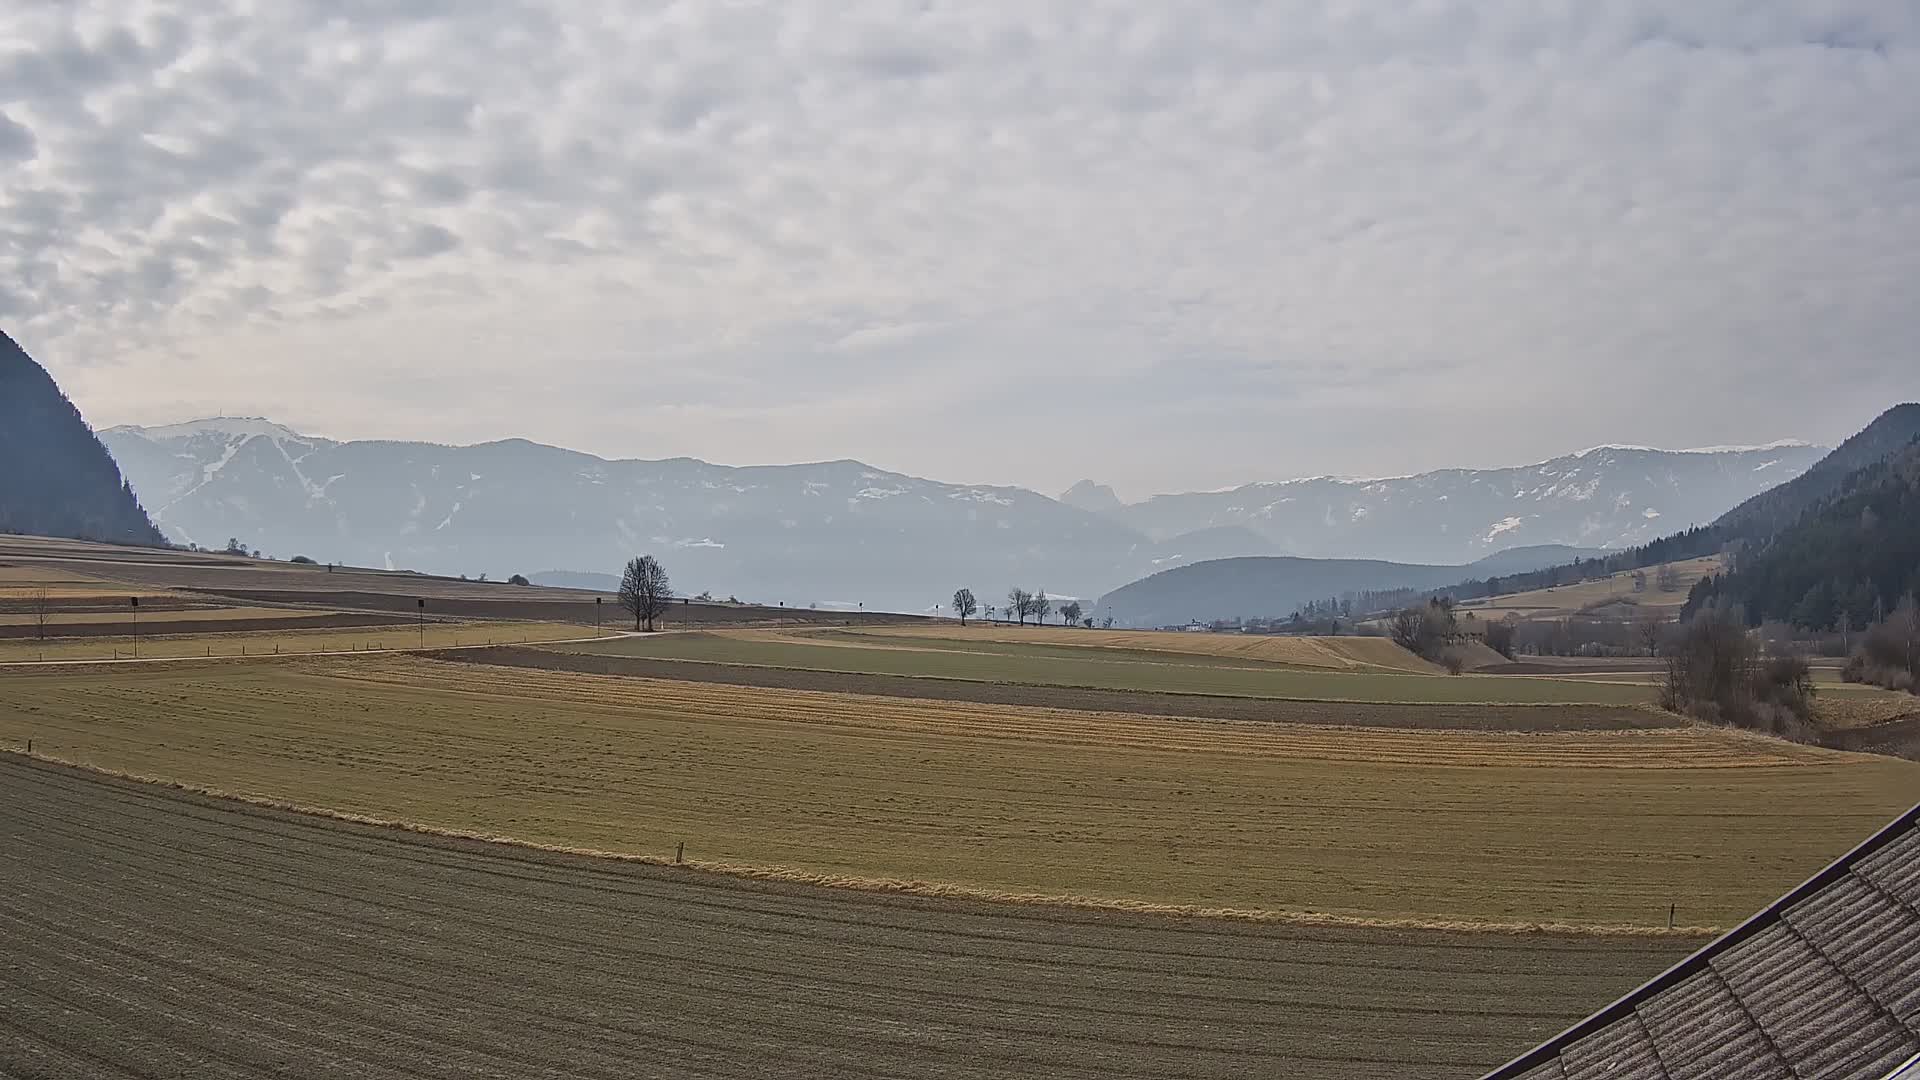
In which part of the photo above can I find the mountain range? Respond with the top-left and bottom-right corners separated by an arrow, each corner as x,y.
98,416 -> 1826,612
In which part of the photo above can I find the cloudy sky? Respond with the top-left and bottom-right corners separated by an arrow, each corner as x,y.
4,2 -> 1916,498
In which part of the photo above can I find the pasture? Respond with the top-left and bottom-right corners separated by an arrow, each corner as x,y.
3,655 -> 1912,929
547,629 -> 1660,705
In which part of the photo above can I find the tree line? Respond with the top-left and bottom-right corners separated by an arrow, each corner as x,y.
951,587 -> 1090,627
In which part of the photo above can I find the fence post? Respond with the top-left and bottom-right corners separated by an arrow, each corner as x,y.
676,841 -> 685,864
1668,903 -> 1675,929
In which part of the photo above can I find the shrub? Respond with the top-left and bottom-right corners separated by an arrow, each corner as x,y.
1661,604 -> 1815,741
289,555 -> 316,565
508,574 -> 531,586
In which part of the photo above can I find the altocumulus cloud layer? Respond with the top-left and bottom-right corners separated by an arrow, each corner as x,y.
2,1 -> 1917,495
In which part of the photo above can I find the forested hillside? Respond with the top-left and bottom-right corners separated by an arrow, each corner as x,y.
0,331 -> 165,546
1684,438 -> 1920,629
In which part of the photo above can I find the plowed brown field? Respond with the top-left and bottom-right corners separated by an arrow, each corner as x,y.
0,756 -> 1695,1079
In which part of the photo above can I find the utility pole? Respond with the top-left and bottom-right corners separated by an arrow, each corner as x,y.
130,596 -> 139,658
417,597 -> 426,649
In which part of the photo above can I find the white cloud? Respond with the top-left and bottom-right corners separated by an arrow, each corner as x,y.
2,1 -> 1917,498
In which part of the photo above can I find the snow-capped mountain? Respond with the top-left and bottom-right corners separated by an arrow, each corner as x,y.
99,419 -> 1824,610
1096,443 -> 1826,565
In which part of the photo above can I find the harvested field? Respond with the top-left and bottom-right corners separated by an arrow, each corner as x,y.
3,657 -> 1912,928
0,621 -> 589,663
547,631 -> 1658,705
0,610 -> 409,640
0,756 -> 1693,1080
447,645 -> 1677,731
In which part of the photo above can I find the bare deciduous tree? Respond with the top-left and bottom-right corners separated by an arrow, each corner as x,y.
1031,590 -> 1052,626
1655,563 -> 1682,592
1636,613 -> 1664,657
1007,588 -> 1031,626
1060,600 -> 1083,626
1389,608 -> 1425,654
952,588 -> 978,626
29,585 -> 51,641
618,555 -> 673,632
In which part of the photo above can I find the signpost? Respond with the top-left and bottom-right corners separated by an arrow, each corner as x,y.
130,596 -> 139,658
417,597 -> 426,649
595,596 -> 603,637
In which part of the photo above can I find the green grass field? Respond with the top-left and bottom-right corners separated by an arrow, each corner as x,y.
547,630 -> 1659,705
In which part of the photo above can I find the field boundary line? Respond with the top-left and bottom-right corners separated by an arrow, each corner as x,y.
0,748 -> 1722,939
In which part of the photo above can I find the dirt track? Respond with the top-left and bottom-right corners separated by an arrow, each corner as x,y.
438,645 -> 1681,730
0,755 -> 1688,1079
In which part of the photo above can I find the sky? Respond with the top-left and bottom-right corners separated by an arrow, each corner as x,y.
3,2 -> 1917,500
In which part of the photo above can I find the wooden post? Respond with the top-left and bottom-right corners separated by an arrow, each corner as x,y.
25,739 -> 30,755
1668,903 -> 1675,929
676,841 -> 684,864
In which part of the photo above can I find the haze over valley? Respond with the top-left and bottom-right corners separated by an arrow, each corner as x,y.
103,414 -> 1823,615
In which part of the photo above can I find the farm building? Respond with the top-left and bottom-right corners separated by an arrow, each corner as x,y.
1485,803 -> 1920,1079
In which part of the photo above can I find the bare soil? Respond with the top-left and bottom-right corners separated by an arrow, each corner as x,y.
0,754 -> 1691,1080
1820,713 -> 1920,761
439,645 -> 1682,731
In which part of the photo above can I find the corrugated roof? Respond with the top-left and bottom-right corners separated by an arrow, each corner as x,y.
1485,804 -> 1920,1080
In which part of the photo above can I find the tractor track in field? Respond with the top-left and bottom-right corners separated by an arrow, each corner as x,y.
0,755 -> 1689,1079
432,645 -> 1681,731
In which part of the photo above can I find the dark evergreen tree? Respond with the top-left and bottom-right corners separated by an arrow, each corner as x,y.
0,330 -> 166,546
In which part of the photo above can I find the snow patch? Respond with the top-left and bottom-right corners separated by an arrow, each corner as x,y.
1485,516 -> 1525,541
1642,508 -> 1662,519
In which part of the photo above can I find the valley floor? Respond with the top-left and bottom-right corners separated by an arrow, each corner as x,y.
0,756 -> 1692,1080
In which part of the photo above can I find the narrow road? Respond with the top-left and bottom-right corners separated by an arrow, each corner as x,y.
0,756 -> 1684,1079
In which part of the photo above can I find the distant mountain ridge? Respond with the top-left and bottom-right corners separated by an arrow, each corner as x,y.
1094,546 -> 1605,629
101,417 -> 1824,611
0,331 -> 164,547
1091,442 -> 1826,565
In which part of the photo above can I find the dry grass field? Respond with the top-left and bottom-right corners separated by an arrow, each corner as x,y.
0,604 -> 347,628
548,630 -> 1659,705
0,621 -> 592,662
1457,555 -> 1723,619
0,757 -> 1695,1080
3,655 -> 1912,929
